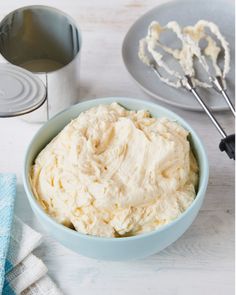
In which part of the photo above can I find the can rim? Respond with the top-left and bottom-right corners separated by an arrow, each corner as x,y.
0,63 -> 47,117
0,5 -> 82,75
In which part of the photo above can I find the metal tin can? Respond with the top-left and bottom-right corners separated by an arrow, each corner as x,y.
0,5 -> 81,122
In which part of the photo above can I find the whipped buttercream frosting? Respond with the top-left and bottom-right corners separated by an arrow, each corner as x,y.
31,103 -> 199,237
138,20 -> 230,88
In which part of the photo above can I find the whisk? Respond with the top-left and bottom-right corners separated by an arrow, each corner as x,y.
143,23 -> 235,160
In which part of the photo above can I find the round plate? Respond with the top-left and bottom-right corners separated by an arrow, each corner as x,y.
0,64 -> 46,117
122,0 -> 235,111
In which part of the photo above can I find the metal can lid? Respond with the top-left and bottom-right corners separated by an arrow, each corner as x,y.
0,64 -> 46,117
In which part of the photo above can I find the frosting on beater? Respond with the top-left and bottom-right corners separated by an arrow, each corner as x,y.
138,20 -> 230,88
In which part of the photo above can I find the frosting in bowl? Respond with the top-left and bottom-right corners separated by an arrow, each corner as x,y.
30,103 -> 198,237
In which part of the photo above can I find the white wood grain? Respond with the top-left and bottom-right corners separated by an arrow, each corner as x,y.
0,0 -> 234,294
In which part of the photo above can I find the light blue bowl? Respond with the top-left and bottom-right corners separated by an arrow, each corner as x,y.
23,97 -> 209,261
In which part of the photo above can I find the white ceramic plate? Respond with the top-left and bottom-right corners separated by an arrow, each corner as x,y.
122,0 -> 235,111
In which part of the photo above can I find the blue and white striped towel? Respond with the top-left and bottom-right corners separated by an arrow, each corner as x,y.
0,174 -> 16,293
0,174 -> 62,295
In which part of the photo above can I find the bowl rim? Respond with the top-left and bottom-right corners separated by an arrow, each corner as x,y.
23,97 -> 209,242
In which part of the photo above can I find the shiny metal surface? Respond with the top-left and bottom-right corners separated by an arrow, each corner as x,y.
184,75 -> 227,138
210,76 -> 236,116
0,5 -> 81,122
0,64 -> 46,117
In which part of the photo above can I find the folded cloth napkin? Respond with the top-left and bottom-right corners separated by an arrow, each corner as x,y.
0,174 -> 62,295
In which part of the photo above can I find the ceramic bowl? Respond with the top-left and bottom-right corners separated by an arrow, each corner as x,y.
23,97 -> 209,260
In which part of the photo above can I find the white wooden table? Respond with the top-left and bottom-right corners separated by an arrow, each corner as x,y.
0,0 -> 234,294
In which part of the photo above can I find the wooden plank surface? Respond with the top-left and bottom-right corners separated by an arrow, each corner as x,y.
0,0 -> 234,294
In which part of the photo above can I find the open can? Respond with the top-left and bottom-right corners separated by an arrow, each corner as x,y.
0,5 -> 81,122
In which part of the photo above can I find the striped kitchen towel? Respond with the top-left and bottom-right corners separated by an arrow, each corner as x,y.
0,174 -> 62,295
3,217 -> 62,295
0,174 -> 16,293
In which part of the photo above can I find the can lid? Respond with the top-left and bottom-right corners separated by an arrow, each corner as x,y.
0,64 -> 46,117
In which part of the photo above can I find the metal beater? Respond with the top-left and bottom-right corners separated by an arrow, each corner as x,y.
146,29 -> 235,160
